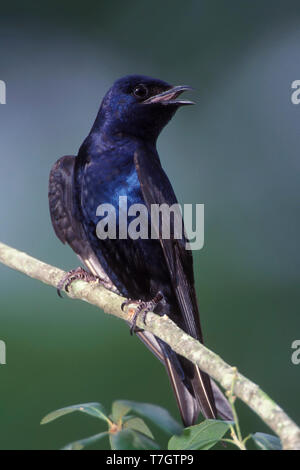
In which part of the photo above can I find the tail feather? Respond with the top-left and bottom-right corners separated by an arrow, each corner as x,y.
211,380 -> 234,421
164,357 -> 199,426
191,366 -> 217,419
136,330 -> 222,426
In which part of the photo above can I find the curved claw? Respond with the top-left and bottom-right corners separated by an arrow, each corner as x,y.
57,288 -> 63,298
127,291 -> 164,335
56,267 -> 94,298
57,267 -> 121,299
121,299 -> 131,312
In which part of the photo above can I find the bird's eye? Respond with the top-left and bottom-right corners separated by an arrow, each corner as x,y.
133,84 -> 149,100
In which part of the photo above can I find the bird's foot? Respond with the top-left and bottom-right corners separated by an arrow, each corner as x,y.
122,291 -> 164,335
57,267 -> 119,297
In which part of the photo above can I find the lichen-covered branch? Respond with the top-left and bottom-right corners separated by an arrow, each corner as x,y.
0,241 -> 299,450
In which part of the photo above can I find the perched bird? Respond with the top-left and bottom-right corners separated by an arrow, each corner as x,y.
49,75 -> 232,426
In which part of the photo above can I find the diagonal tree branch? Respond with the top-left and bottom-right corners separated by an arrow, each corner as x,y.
0,240 -> 299,450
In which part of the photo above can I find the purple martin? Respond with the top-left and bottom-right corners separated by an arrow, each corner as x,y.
49,75 -> 232,426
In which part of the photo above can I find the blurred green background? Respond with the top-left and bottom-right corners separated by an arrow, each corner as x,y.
0,0 -> 299,449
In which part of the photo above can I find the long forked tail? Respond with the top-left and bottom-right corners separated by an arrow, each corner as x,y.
137,330 -> 233,426
160,340 -> 217,424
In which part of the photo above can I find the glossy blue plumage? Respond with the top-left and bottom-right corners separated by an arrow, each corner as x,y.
49,75 -> 224,425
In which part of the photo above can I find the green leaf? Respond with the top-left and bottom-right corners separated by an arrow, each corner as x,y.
252,432 -> 282,450
114,400 -> 182,435
168,419 -> 231,450
41,402 -> 109,425
111,401 -> 131,422
62,432 -> 108,450
110,429 -> 160,450
123,417 -> 154,439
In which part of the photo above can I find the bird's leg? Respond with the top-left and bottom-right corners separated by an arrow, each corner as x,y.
57,267 -> 120,297
122,291 -> 164,335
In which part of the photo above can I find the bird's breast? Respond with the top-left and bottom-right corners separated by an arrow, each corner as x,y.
79,152 -> 145,226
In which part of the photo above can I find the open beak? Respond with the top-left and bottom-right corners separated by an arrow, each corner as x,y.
142,85 -> 194,106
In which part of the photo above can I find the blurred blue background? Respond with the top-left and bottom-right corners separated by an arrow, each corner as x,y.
0,0 -> 299,449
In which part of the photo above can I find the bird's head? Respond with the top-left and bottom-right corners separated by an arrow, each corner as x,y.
93,75 -> 194,143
